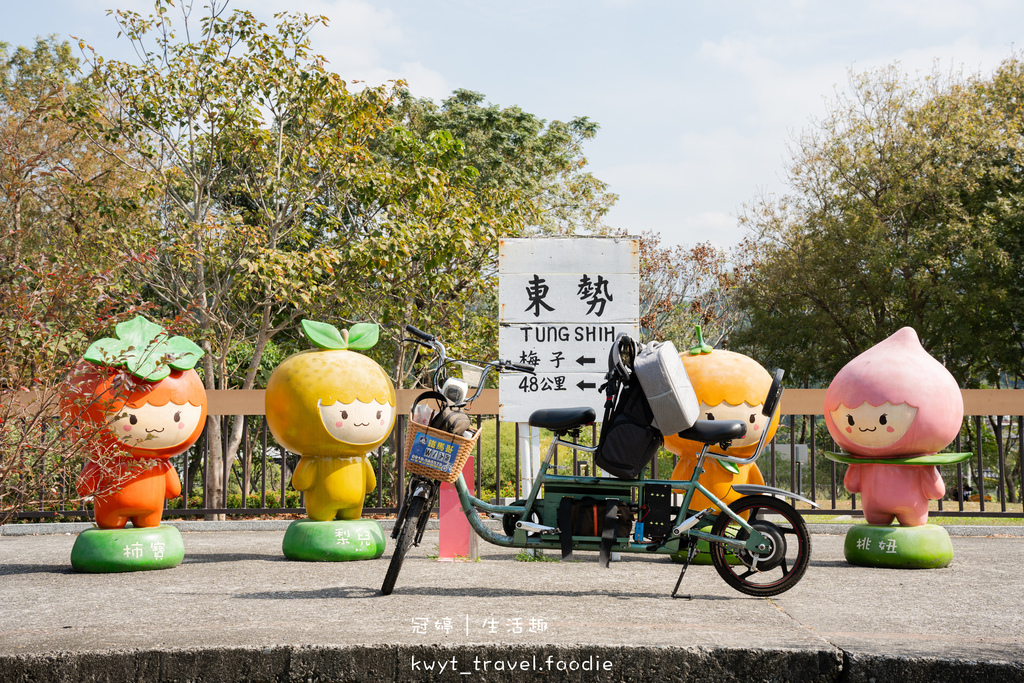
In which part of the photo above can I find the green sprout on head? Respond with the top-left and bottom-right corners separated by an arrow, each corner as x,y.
688,325 -> 714,355
83,316 -> 204,382
300,319 -> 379,351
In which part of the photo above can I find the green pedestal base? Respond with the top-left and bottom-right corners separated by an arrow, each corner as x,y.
71,525 -> 184,573
282,519 -> 386,561
844,524 -> 953,569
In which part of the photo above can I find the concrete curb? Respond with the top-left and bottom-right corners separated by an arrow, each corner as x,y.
4,519 -> 1023,537
2,644 -> 1022,683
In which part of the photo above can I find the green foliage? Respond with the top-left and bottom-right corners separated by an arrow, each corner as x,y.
733,59 -> 1024,387
0,37 -> 154,525
392,88 -> 618,237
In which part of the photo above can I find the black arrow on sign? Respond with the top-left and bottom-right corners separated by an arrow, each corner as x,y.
577,380 -> 597,391
576,355 -> 596,367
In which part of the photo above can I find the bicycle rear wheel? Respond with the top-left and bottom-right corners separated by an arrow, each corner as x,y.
381,495 -> 425,596
709,495 -> 811,597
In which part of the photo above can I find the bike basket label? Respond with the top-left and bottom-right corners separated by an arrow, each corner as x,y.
407,433 -> 460,473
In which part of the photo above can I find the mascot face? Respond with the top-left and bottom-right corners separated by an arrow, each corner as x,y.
824,327 -> 963,457
664,348 -> 780,459
828,401 -> 918,450
318,398 -> 395,446
109,399 -> 205,451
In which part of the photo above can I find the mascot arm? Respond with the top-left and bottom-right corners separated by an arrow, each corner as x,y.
363,456 -> 377,495
844,463 -> 862,493
164,462 -> 183,499
920,465 -> 946,500
76,461 -> 101,497
291,456 -> 316,491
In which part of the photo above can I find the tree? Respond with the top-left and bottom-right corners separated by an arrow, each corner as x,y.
68,2 -> 611,512
636,230 -> 753,347
0,38 -> 152,523
373,90 -> 620,387
731,62 -> 1022,387
393,89 -> 618,237
65,2 -> 414,515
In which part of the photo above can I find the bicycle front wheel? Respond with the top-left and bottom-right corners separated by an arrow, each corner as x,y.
709,495 -> 811,597
381,495 -> 425,596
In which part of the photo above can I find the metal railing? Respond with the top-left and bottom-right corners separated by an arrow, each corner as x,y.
12,389 -> 1024,521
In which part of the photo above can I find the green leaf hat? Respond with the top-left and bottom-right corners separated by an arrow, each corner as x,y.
301,319 -> 379,351
83,316 -> 204,382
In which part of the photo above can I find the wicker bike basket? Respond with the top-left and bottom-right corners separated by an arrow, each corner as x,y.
403,420 -> 482,483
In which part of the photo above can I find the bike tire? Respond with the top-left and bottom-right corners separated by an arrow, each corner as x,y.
381,495 -> 425,596
709,495 -> 811,597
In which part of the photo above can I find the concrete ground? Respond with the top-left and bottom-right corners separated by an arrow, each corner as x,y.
0,521 -> 1022,682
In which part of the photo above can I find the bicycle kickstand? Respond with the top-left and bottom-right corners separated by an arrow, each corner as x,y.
670,537 -> 700,600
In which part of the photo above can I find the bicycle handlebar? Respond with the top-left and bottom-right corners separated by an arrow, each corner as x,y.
405,324 -> 434,342
506,362 -> 537,374
403,324 -> 531,404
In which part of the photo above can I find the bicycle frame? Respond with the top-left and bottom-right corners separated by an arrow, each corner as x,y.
386,325 -> 815,598
450,431 -> 779,557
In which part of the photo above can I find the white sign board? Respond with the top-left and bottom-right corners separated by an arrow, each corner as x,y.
498,237 -> 640,423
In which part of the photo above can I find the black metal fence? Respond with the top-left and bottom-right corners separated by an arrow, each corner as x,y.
13,402 -> 1024,522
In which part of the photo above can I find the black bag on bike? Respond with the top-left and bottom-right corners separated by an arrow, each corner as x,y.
561,496 -> 633,537
594,336 -> 663,480
412,391 -> 473,435
558,496 -> 633,567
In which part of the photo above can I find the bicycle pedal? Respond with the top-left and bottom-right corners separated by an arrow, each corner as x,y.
516,521 -> 557,534
487,513 -> 505,520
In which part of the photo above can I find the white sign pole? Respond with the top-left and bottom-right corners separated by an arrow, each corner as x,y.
517,424 -> 542,500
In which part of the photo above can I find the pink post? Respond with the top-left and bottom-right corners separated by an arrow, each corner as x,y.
437,456 -> 477,561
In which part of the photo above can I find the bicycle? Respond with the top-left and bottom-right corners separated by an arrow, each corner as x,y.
381,325 -> 817,598
381,325 -> 534,595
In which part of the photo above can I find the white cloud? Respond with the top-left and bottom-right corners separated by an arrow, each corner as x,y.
596,127 -> 782,248
866,0 -> 982,31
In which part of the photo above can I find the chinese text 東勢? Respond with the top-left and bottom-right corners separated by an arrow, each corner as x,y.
524,274 -> 615,318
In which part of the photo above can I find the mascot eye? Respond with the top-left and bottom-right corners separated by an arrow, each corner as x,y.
376,410 -> 383,420
129,414 -> 138,425
173,411 -> 181,423
879,414 -> 888,426
749,414 -> 756,423
341,411 -> 349,420
846,414 -> 855,426
706,413 -> 715,420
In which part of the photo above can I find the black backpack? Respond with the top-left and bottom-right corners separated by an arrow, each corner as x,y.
594,335 -> 663,479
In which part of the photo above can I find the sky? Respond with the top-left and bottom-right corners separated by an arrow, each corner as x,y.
2,0 -> 1023,249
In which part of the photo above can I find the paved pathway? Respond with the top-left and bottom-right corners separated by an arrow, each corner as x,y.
0,523 -> 1022,682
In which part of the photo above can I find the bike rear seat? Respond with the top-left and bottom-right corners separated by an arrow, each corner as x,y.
529,407 -> 596,432
678,419 -> 746,444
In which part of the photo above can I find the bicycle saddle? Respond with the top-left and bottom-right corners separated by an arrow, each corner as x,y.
677,419 -> 746,445
528,407 -> 596,432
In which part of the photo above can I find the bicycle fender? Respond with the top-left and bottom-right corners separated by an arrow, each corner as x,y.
731,484 -> 820,509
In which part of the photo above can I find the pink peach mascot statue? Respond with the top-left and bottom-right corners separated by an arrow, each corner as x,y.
823,327 -> 970,568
